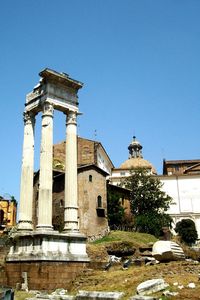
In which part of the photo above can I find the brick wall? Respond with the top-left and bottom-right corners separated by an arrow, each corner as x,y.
53,138 -> 96,168
6,261 -> 87,290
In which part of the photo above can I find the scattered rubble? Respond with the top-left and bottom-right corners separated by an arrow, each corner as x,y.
123,258 -> 132,269
187,282 -> 196,289
27,290 -> 124,300
130,295 -> 158,300
163,290 -> 179,297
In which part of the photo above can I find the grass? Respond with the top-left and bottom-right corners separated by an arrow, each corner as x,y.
14,291 -> 35,300
91,230 -> 157,246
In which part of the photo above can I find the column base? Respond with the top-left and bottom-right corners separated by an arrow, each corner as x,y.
36,225 -> 54,231
63,222 -> 79,232
17,220 -> 33,231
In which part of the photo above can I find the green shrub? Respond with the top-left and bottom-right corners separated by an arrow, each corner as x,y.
175,219 -> 198,246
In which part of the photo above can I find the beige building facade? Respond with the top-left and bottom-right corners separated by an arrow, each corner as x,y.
0,198 -> 17,232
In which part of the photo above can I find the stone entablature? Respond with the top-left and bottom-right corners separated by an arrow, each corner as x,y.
25,69 -> 82,114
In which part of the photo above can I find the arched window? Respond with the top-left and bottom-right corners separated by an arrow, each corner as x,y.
89,175 -> 92,182
97,195 -> 102,208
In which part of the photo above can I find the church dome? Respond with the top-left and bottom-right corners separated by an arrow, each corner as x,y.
120,136 -> 157,174
120,157 -> 155,171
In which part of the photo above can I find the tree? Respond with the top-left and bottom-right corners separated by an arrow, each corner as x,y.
175,219 -> 198,245
123,167 -> 173,237
107,190 -> 125,228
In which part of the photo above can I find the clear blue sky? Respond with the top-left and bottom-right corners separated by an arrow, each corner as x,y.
1,0 -> 200,201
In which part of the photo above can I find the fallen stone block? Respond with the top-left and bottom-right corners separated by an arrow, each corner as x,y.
76,290 -> 124,299
130,295 -> 158,300
136,278 -> 169,296
152,241 -> 185,262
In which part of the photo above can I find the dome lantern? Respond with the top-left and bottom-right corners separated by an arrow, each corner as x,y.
128,136 -> 143,159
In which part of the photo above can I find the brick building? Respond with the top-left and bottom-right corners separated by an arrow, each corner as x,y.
33,137 -> 114,240
163,159 -> 200,175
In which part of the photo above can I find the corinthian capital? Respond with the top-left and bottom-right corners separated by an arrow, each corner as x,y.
66,111 -> 77,125
42,101 -> 54,117
23,111 -> 35,125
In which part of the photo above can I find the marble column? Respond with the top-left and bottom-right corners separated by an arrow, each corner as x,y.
18,112 -> 35,230
64,111 -> 79,231
37,101 -> 54,231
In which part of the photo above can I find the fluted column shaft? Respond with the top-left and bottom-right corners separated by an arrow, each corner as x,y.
64,111 -> 79,231
18,112 -> 35,230
37,102 -> 54,230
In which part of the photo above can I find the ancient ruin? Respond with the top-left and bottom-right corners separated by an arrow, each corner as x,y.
6,69 -> 89,289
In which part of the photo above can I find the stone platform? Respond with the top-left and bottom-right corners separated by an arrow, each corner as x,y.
6,230 -> 90,290
6,230 -> 89,262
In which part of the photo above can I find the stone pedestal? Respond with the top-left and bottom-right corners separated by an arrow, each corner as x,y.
7,231 -> 89,262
